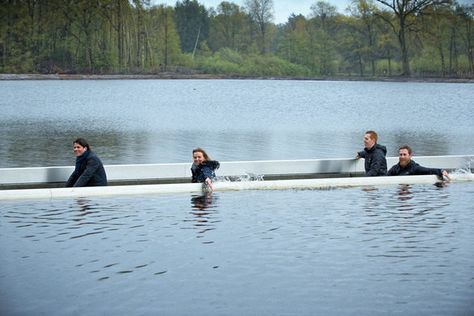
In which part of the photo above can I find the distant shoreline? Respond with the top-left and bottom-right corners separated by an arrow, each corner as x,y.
1,73 -> 473,83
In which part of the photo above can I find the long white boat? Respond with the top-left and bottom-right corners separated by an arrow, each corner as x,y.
0,155 -> 473,200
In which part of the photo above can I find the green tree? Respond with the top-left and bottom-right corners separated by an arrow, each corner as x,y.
277,14 -> 312,68
455,4 -> 474,75
245,0 -> 274,54
309,1 -> 339,75
347,0 -> 380,75
375,0 -> 452,76
208,1 -> 250,52
175,0 -> 210,55
149,5 -> 182,71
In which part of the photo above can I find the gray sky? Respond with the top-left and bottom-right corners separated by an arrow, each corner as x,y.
153,0 -> 352,24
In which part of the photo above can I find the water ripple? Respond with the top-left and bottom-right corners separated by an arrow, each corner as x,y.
0,184 -> 473,315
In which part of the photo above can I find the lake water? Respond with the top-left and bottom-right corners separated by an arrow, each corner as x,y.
1,184 -> 473,315
1,79 -> 473,315
1,79 -> 473,167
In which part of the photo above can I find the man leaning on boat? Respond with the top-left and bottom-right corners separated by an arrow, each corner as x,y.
388,145 -> 450,180
356,130 -> 387,176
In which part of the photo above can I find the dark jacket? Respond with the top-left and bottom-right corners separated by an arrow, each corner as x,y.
191,160 -> 220,183
66,150 -> 108,187
387,160 -> 443,177
358,143 -> 387,176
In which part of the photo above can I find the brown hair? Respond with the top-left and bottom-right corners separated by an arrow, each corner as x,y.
192,147 -> 210,160
73,138 -> 90,150
399,145 -> 413,155
365,130 -> 378,142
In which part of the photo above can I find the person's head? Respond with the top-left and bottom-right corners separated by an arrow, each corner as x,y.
192,147 -> 210,165
73,138 -> 90,157
363,130 -> 378,149
398,145 -> 413,167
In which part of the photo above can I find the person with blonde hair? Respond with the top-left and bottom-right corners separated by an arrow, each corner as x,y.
191,148 -> 220,190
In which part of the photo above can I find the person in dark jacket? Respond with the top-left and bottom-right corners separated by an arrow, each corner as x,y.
66,138 -> 108,187
356,130 -> 387,176
191,147 -> 219,191
388,145 -> 450,179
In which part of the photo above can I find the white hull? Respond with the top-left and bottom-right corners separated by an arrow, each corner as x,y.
1,173 -> 473,201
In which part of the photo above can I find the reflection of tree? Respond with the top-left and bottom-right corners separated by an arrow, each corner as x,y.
0,122 -> 151,167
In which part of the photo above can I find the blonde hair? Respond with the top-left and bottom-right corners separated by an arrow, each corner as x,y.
192,147 -> 210,160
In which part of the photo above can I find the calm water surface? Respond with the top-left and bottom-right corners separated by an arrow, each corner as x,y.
1,79 -> 473,167
1,183 -> 473,315
1,80 -> 473,315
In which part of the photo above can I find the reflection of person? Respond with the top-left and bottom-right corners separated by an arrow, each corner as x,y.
66,138 -> 108,187
396,184 -> 413,202
356,130 -> 387,176
191,193 -> 214,211
388,145 -> 450,179
191,147 -> 219,191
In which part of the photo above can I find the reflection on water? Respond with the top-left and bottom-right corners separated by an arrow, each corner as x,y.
0,184 -> 473,315
0,121 -> 459,168
396,184 -> 413,202
360,184 -> 453,264
2,80 -> 474,167
191,192 -> 215,211
187,193 -> 220,241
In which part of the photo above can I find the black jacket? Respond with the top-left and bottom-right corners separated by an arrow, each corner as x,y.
387,160 -> 443,177
191,160 -> 220,183
66,151 -> 108,187
358,144 -> 387,176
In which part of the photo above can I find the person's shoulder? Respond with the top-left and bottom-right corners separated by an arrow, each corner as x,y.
205,160 -> 220,170
408,160 -> 419,167
87,151 -> 103,163
375,144 -> 387,153
387,163 -> 400,175
87,151 -> 98,159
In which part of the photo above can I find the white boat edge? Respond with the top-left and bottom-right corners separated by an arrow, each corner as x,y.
1,155 -> 473,189
1,173 -> 473,201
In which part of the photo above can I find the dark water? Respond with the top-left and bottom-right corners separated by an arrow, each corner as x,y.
1,79 -> 473,167
1,79 -> 473,315
1,183 -> 473,315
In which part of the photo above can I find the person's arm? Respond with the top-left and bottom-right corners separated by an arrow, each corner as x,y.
204,177 -> 214,191
201,165 -> 216,190
412,164 -> 449,179
356,150 -> 366,159
65,171 -> 77,187
73,155 -> 101,187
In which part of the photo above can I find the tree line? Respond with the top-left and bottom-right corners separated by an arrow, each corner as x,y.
1,0 -> 473,78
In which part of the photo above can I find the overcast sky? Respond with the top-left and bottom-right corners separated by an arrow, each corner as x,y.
153,0 -> 352,24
